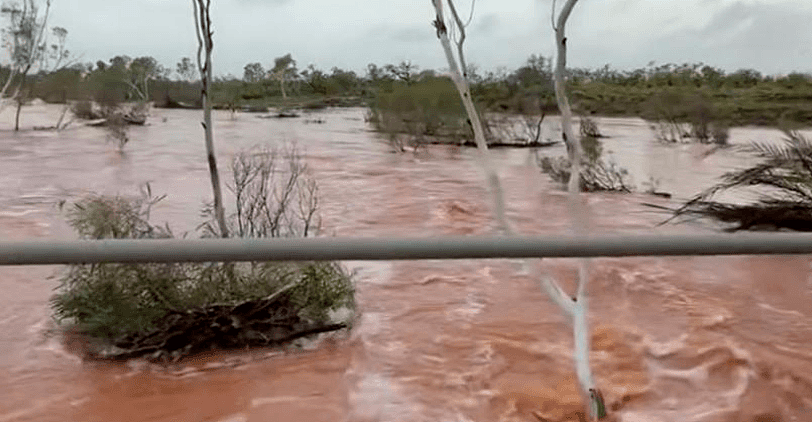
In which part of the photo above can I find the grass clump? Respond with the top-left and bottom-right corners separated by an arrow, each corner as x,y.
670,130 -> 812,231
51,148 -> 355,362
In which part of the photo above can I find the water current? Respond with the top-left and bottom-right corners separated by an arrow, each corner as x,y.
1,104 -> 811,421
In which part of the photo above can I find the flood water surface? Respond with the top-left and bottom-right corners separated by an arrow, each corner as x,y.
1,105 -> 812,422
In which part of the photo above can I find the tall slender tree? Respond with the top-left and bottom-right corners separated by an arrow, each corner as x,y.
1,0 -> 52,130
431,0 -> 606,419
192,0 -> 228,238
551,0 -> 606,419
270,53 -> 296,101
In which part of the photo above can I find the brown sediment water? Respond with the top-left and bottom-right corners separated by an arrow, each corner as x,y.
1,105 -> 811,422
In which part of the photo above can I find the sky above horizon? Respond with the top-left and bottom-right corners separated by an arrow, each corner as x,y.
45,0 -> 812,78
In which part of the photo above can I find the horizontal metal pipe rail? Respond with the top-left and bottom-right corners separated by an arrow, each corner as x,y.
2,233 -> 812,266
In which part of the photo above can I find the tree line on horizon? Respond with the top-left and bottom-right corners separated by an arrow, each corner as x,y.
6,52 -> 811,109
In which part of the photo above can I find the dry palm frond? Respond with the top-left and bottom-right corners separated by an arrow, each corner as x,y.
670,130 -> 812,231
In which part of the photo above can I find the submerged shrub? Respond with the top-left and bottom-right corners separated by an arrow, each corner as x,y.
52,148 -> 355,360
368,76 -> 468,141
539,120 -> 631,192
579,116 -> 602,139
539,154 -> 631,193
646,90 -> 730,145
71,100 -> 102,120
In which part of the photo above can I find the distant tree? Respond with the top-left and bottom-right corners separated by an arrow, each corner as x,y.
41,25 -> 67,69
176,57 -> 195,82
384,60 -> 418,85
108,55 -> 131,72
128,56 -> 162,101
511,54 -> 552,89
700,65 -> 724,89
1,0 -> 52,130
329,67 -> 358,93
242,62 -> 264,83
727,68 -> 763,88
270,53 -> 296,100
300,64 -> 331,95
366,63 -> 383,82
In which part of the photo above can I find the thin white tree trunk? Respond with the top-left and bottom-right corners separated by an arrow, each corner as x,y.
552,0 -> 605,419
193,0 -> 229,238
433,0 -> 578,348
433,0 -> 604,419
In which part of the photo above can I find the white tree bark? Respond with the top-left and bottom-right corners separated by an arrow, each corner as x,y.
193,0 -> 229,239
552,0 -> 605,419
431,0 -> 509,234
433,0 -> 604,419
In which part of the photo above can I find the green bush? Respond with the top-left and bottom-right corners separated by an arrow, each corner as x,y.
51,150 -> 355,358
368,76 -> 469,141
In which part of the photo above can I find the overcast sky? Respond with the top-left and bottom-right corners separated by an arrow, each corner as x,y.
47,0 -> 812,78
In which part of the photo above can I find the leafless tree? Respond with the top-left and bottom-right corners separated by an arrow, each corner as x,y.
552,0 -> 607,419
192,0 -> 228,238
432,0 -> 606,419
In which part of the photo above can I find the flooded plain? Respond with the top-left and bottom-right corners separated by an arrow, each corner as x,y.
1,104 -> 811,422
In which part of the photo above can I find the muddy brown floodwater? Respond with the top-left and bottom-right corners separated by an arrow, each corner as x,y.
1,104 -> 812,422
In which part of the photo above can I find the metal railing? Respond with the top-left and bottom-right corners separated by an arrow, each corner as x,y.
2,232 -> 812,266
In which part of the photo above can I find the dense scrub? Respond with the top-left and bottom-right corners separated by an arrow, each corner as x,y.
11,55 -> 810,127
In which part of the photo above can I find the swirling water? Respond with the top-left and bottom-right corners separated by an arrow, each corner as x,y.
1,104 -> 811,422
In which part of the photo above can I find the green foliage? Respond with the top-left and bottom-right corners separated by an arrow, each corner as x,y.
65,187 -> 168,240
644,90 -> 730,145
368,76 -> 468,140
52,150 -> 355,347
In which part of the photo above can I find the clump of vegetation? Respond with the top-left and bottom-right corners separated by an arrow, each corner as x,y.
579,115 -> 602,138
103,112 -> 130,151
201,145 -> 322,239
70,100 -> 103,120
481,100 -> 552,147
367,76 -> 469,143
645,90 -> 730,145
539,121 -> 632,192
670,130 -> 812,231
51,148 -> 355,362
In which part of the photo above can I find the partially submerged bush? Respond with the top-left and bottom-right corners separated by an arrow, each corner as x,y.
539,121 -> 631,192
51,149 -> 354,361
71,100 -> 103,120
646,90 -> 730,145
481,112 -> 550,146
539,154 -> 631,193
670,130 -> 812,230
201,144 -> 321,238
104,112 -> 130,151
368,77 -> 469,141
579,115 -> 602,139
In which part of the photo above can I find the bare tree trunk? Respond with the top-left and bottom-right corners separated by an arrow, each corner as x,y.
552,0 -> 606,419
193,0 -> 229,238
14,94 -> 23,131
430,0 -> 509,235
432,0 -> 605,419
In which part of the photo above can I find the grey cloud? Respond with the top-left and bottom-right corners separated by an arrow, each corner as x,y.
473,14 -> 499,34
390,25 -> 434,43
